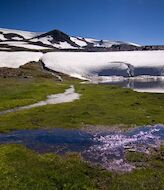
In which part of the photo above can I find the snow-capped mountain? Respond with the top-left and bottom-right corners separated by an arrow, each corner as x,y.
0,28 -> 142,51
0,27 -> 164,80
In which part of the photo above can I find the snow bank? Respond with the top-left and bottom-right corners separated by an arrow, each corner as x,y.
42,51 -> 164,79
0,50 -> 164,79
0,52 -> 43,68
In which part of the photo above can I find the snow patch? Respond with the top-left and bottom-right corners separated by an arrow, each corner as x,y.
54,42 -> 77,49
30,36 -> 53,45
0,34 -> 7,40
42,51 -> 164,79
12,36 -> 24,40
70,37 -> 87,47
0,51 -> 43,68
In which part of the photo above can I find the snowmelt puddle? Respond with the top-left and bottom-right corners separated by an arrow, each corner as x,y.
0,85 -> 80,115
100,76 -> 164,93
0,125 -> 163,172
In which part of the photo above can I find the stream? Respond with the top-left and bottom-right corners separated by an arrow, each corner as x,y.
0,85 -> 80,115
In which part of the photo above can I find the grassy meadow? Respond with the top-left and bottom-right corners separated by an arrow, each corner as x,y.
0,63 -> 163,189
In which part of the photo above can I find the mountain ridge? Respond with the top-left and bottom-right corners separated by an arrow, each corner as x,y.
0,28 -> 141,51
0,28 -> 164,52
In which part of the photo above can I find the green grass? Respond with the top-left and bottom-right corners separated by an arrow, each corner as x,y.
0,65 -> 164,189
0,62 -> 75,112
0,78 -> 69,112
0,144 -> 163,190
0,82 -> 164,132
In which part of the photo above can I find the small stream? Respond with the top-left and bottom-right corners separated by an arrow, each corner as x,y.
0,125 -> 163,171
0,85 -> 80,115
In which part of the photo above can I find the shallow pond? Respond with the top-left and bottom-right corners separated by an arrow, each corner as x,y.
100,77 -> 164,93
0,125 -> 163,171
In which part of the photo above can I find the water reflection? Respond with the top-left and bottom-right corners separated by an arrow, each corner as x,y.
0,125 -> 163,171
101,77 -> 164,93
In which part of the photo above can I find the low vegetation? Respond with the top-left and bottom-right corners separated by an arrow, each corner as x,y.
0,144 -> 163,190
0,79 -> 164,132
0,64 -> 164,189
0,62 -> 74,112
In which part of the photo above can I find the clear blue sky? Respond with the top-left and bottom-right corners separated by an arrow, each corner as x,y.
0,0 -> 164,45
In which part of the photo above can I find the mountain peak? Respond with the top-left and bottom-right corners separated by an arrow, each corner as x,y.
0,27 -> 145,51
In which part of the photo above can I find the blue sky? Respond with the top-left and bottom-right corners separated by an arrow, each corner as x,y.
0,0 -> 164,45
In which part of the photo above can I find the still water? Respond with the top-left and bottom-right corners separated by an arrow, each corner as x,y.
0,125 -> 163,171
100,77 -> 164,93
